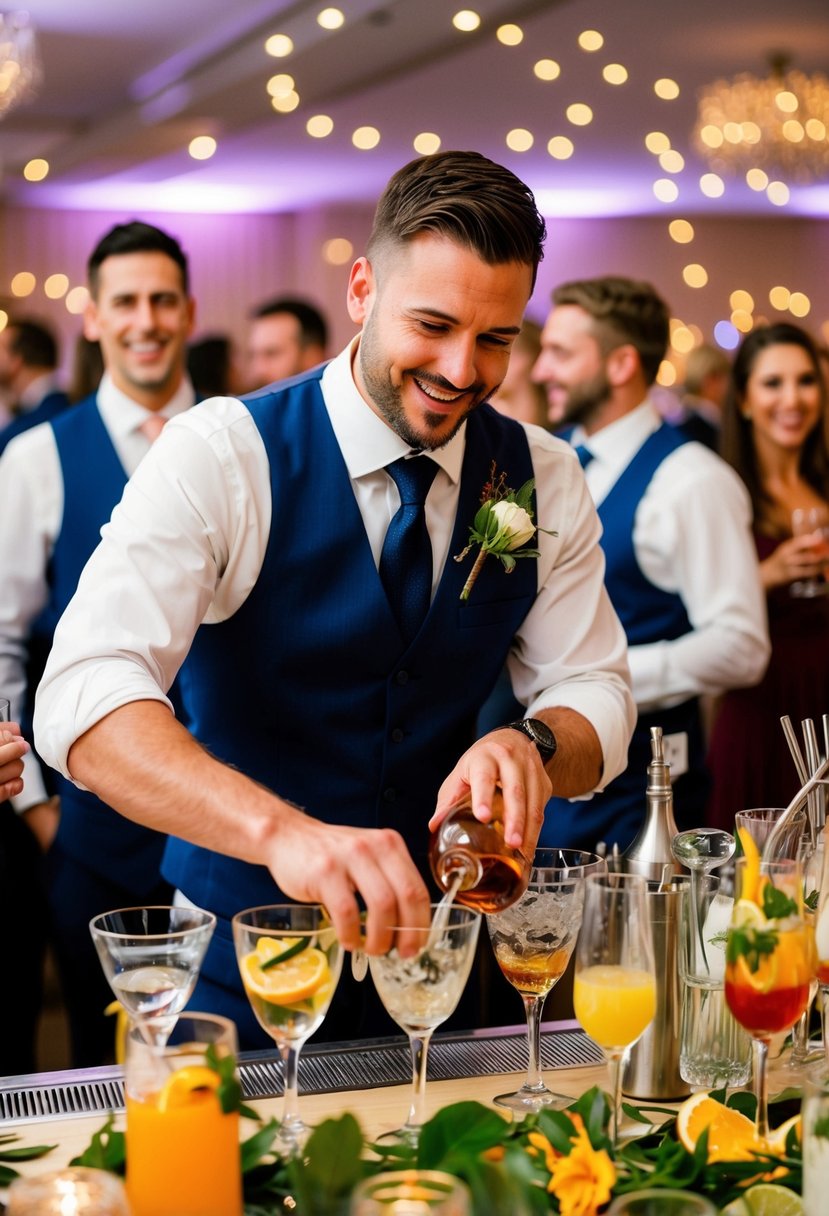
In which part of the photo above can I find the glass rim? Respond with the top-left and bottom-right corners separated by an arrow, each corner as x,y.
585,870 -> 649,890
232,902 -> 329,927
382,904 -> 480,932
733,854 -> 800,873
127,1009 -> 236,1038
89,904 -> 216,941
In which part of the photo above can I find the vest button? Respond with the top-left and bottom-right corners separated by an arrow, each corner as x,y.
395,670 -> 409,685
383,787 -> 397,802
391,728 -> 405,743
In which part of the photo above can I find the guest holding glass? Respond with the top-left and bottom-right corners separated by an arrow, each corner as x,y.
707,322 -> 829,828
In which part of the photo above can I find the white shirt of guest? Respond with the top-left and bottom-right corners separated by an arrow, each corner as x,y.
571,400 -> 769,712
34,340 -> 635,795
0,371 -> 196,811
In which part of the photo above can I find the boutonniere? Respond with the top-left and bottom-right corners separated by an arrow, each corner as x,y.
454,462 -> 556,601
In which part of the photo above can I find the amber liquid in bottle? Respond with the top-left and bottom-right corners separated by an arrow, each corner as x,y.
428,790 -> 531,914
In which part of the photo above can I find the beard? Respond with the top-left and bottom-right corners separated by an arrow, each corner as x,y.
558,366 -> 613,430
358,316 -> 490,451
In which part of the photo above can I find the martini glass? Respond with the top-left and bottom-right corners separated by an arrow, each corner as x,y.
486,848 -> 605,1113
232,904 -> 343,1150
368,905 -> 480,1142
90,906 -> 216,1049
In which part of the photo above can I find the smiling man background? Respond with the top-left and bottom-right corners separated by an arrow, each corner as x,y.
0,220 -> 196,1066
36,153 -> 635,1046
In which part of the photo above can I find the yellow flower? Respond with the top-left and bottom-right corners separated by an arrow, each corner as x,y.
528,1115 -> 616,1216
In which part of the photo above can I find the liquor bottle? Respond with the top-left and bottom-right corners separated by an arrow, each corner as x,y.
622,726 -> 682,881
428,788 -> 532,913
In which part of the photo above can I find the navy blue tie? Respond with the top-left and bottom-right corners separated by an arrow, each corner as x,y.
380,456 -> 438,642
574,443 -> 594,470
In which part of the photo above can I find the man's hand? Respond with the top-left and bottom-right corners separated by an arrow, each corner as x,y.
262,804 -> 433,958
0,723 -> 29,801
430,727 -> 551,854
21,797 -> 60,851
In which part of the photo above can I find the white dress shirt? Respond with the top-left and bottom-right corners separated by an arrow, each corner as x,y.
572,401 -> 769,711
0,371 -> 196,811
35,341 -> 635,796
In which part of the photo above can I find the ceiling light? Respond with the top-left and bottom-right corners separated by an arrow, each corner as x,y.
506,128 -> 533,152
452,10 -> 480,32
496,24 -> 523,47
668,219 -> 694,243
352,126 -> 380,150
10,271 -> 35,296
694,56 -> 829,182
578,30 -> 603,52
317,8 -> 344,31
654,78 -> 679,100
566,103 -> 592,126
307,115 -> 334,138
413,132 -> 441,155
534,59 -> 560,82
188,136 -> 216,160
0,11 -> 40,118
265,34 -> 293,58
602,64 -> 628,85
23,157 -> 48,181
547,136 -> 573,160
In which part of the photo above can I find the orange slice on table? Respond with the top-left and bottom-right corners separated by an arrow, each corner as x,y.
157,1065 -> 220,1112
676,1091 -> 764,1162
240,936 -> 331,1006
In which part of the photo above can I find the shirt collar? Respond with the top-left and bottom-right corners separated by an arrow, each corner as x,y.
96,371 -> 196,441
322,337 -> 465,485
572,399 -> 662,472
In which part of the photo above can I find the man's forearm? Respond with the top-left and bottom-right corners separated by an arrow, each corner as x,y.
535,706 -> 603,797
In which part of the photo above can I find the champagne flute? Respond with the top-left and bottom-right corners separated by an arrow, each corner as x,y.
89,906 -> 216,1049
368,905 -> 480,1141
232,904 -> 342,1150
791,506 -> 829,598
486,848 -> 605,1112
725,856 -> 813,1142
573,873 -> 656,1145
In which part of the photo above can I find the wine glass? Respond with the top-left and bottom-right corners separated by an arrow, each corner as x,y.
734,807 -> 804,860
368,905 -> 480,1141
486,848 -> 605,1113
724,856 -> 813,1143
573,873 -> 656,1145
232,904 -> 342,1150
791,506 -> 829,598
89,905 -> 216,1049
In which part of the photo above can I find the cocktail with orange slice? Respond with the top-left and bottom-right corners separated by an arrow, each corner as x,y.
124,1012 -> 243,1216
232,904 -> 342,1149
725,837 -> 814,1144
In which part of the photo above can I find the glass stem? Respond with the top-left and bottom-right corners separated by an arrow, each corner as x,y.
405,1031 -> 433,1130
523,995 -> 546,1090
280,1044 -> 301,1132
753,1036 -> 770,1143
607,1049 -> 624,1147
791,1006 -> 810,1067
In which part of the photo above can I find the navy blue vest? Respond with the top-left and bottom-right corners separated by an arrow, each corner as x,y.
43,397 -> 169,892
165,371 -> 538,920
543,423 -> 705,850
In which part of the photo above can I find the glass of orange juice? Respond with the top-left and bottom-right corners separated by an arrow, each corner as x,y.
125,1012 -> 243,1216
573,872 -> 656,1145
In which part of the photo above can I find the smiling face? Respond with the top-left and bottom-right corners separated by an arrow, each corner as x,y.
347,233 -> 532,450
533,304 -> 614,431
743,342 -> 824,459
84,251 -> 195,409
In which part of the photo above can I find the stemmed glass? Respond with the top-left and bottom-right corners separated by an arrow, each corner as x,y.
791,506 -> 829,598
368,905 -> 480,1141
573,873 -> 656,1145
232,904 -> 342,1150
89,906 -> 216,1049
724,856 -> 813,1143
486,848 -> 605,1113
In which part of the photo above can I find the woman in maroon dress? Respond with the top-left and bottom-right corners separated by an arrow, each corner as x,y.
707,322 -> 829,829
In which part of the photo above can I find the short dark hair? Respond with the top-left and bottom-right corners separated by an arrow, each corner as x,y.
721,322 -> 829,529
368,150 -> 546,288
7,318 -> 58,369
251,297 -> 328,350
87,220 -> 190,297
552,276 -> 670,385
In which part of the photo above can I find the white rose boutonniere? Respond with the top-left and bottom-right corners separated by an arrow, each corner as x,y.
454,462 -> 556,601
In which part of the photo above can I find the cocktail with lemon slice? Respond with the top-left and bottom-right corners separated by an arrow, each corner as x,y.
125,1012 -> 243,1216
232,904 -> 342,1147
725,836 -> 814,1143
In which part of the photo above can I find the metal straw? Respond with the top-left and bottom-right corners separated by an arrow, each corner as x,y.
762,755 -> 829,863
803,718 -> 823,845
781,714 -> 809,787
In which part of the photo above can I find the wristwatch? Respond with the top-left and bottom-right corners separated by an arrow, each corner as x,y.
504,718 -> 557,765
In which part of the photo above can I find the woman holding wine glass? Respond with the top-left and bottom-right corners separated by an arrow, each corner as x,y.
707,322 -> 829,828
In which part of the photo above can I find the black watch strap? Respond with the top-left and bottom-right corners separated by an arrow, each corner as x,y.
504,718 -> 557,765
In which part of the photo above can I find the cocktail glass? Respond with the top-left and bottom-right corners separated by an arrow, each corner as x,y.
486,848 -> 605,1112
124,1012 -> 243,1216
232,903 -> 342,1150
791,505 -> 829,598
573,872 -> 656,1146
89,905 -> 216,1049
725,856 -> 813,1142
735,808 -> 804,859
350,1171 -> 471,1215
368,905 -> 480,1141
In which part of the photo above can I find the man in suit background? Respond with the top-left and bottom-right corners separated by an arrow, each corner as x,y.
245,295 -> 329,389
0,319 -> 70,457
0,220 -> 196,1066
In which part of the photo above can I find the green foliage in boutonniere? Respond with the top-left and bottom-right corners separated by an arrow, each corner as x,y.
454,462 -> 556,601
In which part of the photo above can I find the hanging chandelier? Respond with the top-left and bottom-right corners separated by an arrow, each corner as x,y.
0,10 -> 41,120
693,55 -> 829,184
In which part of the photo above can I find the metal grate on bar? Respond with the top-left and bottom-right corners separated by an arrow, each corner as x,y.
0,1023 -> 601,1125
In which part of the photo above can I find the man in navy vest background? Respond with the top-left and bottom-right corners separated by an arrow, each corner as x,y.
0,319 -> 70,458
36,153 -> 635,1046
532,276 -> 769,852
0,221 -> 197,1066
